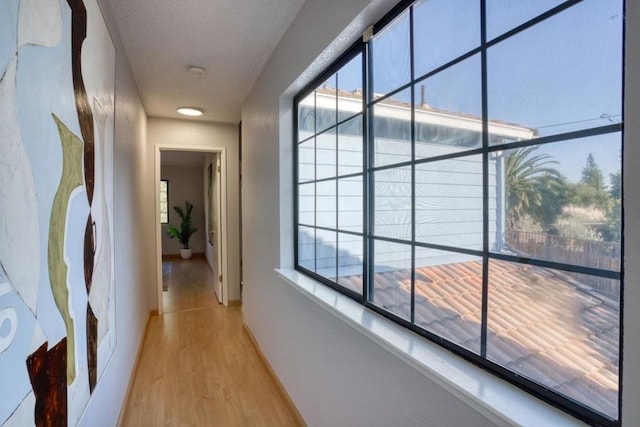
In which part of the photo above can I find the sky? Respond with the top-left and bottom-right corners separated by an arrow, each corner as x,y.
332,0 -> 623,183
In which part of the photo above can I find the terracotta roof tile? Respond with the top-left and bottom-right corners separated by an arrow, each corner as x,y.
442,291 -> 479,316
348,258 -> 619,417
558,378 -> 617,417
511,354 -> 579,388
587,369 -> 619,391
488,314 -> 519,336
488,333 -> 534,363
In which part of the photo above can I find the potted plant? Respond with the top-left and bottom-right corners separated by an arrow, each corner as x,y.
166,201 -> 198,259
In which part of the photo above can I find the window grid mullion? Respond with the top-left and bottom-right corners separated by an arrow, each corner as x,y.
364,122 -> 622,175
335,73 -> 339,283
299,111 -> 364,146
480,0 -> 489,359
409,4 -> 416,325
293,99 -> 298,268
365,33 -> 375,305
359,45 -> 368,304
314,91 -> 318,273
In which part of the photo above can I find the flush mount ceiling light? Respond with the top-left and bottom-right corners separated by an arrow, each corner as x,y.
176,107 -> 204,117
187,66 -> 205,76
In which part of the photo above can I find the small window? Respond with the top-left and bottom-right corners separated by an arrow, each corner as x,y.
160,180 -> 169,224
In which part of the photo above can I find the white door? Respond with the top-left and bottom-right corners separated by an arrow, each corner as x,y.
212,156 -> 223,303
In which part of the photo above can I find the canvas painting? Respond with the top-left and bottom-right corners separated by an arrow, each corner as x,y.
0,0 -> 116,425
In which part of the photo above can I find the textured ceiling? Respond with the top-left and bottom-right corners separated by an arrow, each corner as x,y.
105,0 -> 306,123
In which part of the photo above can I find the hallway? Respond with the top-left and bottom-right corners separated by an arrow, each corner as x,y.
121,259 -> 302,426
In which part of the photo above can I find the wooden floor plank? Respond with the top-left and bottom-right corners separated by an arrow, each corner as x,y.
120,259 -> 302,427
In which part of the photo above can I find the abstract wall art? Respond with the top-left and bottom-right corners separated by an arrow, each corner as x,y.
0,0 -> 116,425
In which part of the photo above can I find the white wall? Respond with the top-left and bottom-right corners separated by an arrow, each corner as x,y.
160,165 -> 206,255
240,0 -> 496,425
80,1 -> 153,425
147,118 -> 242,303
623,1 -> 640,425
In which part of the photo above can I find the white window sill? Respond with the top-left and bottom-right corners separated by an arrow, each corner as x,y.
276,268 -> 588,427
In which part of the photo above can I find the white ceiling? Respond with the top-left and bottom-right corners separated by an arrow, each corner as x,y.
105,0 -> 307,123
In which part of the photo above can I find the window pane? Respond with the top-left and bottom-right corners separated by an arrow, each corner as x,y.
372,11 -> 410,96
486,0 -> 565,41
338,176 -> 362,233
298,226 -> 316,272
298,183 -> 315,226
316,128 -> 336,180
337,53 -> 363,120
316,180 -> 337,229
316,74 -> 337,133
374,167 -> 412,241
160,203 -> 168,224
338,115 -> 363,176
298,92 -> 315,141
337,232 -> 363,295
415,55 -> 482,159
316,229 -> 337,281
498,134 -> 621,272
373,88 -> 412,167
415,248 -> 482,354
487,1 -> 623,142
416,156 -> 483,250
413,0 -> 480,77
298,138 -> 315,183
487,259 -> 619,419
372,240 -> 411,321
160,181 -> 168,224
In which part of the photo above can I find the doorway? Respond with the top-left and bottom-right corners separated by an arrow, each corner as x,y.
154,145 -> 229,314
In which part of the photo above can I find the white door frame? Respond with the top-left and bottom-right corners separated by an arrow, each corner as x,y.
154,144 -> 229,314
209,154 -> 224,303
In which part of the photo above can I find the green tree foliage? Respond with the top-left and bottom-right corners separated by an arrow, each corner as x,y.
580,153 -> 606,192
609,171 -> 621,199
504,146 -> 563,229
603,199 -> 621,242
527,173 -> 569,227
603,171 -> 622,241
570,154 -> 611,209
567,183 -> 608,207
555,205 -> 603,242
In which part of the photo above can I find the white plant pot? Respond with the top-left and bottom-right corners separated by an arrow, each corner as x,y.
180,248 -> 192,259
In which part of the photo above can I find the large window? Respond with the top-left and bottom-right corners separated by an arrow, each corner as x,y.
294,1 -> 623,425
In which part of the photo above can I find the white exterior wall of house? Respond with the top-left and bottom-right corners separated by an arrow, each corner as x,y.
297,92 -> 532,278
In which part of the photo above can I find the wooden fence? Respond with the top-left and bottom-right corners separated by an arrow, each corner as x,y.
505,230 -> 621,297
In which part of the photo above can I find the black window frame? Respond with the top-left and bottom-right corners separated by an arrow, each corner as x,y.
293,1 -> 624,425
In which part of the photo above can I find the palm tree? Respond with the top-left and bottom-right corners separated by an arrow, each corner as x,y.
504,146 -> 563,229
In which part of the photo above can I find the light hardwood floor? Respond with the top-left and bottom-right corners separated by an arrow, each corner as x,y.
120,259 -> 302,426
